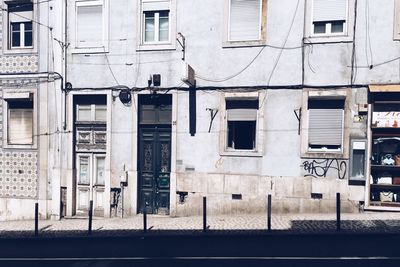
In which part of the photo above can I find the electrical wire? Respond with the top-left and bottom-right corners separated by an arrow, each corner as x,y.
104,52 -> 119,85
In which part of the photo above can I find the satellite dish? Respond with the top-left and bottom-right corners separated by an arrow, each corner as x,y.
119,89 -> 131,104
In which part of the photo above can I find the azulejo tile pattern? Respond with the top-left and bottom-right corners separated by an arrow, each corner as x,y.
0,151 -> 38,198
0,55 -> 38,73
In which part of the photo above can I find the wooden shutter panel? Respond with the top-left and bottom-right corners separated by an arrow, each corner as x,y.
313,0 -> 347,22
8,108 -> 33,144
227,109 -> 257,121
76,4 -> 103,46
309,108 -> 343,146
229,0 -> 261,41
142,0 -> 170,11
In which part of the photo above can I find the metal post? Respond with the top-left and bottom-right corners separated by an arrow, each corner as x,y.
203,196 -> 207,233
267,194 -> 272,232
336,193 -> 341,232
88,200 -> 93,235
121,185 -> 124,218
143,206 -> 147,233
34,203 -> 39,236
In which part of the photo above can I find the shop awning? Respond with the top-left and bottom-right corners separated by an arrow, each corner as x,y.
369,85 -> 400,92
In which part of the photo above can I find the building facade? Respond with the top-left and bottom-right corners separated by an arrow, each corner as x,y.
2,0 -> 400,220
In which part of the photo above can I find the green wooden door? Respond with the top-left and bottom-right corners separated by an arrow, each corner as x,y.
138,127 -> 171,214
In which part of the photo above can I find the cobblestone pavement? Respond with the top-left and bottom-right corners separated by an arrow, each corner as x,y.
1,212 -> 400,237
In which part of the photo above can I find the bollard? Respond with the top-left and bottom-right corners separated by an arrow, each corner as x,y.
267,194 -> 272,232
203,197 -> 207,233
336,193 -> 341,232
143,206 -> 147,233
34,202 -> 39,236
88,200 -> 93,235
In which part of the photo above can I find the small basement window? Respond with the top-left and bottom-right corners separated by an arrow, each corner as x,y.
226,99 -> 258,150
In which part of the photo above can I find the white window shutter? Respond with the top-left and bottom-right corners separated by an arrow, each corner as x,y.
76,5 -> 103,47
309,109 -> 343,146
9,11 -> 33,23
229,0 -> 261,41
142,0 -> 170,11
313,0 -> 347,22
8,109 -> 33,144
227,109 -> 257,121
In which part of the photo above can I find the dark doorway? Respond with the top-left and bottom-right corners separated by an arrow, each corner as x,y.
138,94 -> 172,214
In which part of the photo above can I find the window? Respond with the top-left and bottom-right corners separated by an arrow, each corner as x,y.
77,104 -> 107,122
220,93 -> 264,157
7,99 -> 33,145
141,0 -> 170,43
228,0 -> 262,42
308,98 -> 344,152
311,0 -> 347,36
74,0 -> 108,52
7,1 -> 33,49
226,99 -> 258,150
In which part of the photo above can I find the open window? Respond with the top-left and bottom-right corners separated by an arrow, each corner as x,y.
226,99 -> 258,150
220,93 -> 264,157
5,1 -> 33,50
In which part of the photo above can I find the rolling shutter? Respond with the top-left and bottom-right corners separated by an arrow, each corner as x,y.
229,0 -> 261,41
227,109 -> 257,121
76,4 -> 103,46
142,0 -> 170,11
8,108 -> 33,144
309,108 -> 343,147
313,0 -> 347,22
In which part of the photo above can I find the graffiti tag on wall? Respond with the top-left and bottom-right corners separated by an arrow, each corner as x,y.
302,159 -> 347,179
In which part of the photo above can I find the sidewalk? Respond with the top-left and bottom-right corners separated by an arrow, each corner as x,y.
1,212 -> 400,237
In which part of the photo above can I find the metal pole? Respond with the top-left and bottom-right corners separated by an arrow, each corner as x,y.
203,196 -> 207,233
88,200 -> 93,235
34,203 -> 39,236
143,206 -> 147,233
121,185 -> 124,218
336,193 -> 341,232
267,194 -> 272,232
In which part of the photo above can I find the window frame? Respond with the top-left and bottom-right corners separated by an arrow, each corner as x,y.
2,0 -> 37,54
76,104 -> 107,122
300,89 -> 349,159
305,0 -> 354,43
223,0 -> 267,48
394,0 -> 400,40
137,0 -> 176,51
219,92 -> 264,157
72,0 -> 109,54
2,89 -> 37,149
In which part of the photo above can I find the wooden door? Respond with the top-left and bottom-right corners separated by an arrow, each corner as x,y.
138,128 -> 171,214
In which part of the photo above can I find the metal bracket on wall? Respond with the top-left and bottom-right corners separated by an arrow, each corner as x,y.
176,32 -> 186,61
294,108 -> 301,135
206,108 -> 218,133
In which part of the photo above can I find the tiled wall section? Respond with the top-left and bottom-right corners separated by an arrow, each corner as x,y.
0,151 -> 38,199
0,55 -> 38,73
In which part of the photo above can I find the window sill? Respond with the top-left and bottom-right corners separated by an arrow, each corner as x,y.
222,40 -> 266,48
2,48 -> 37,55
71,47 -> 109,54
220,149 -> 263,157
304,35 -> 353,44
3,143 -> 37,150
301,151 -> 345,159
137,43 -> 176,51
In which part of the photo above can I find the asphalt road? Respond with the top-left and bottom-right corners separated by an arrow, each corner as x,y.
0,232 -> 399,266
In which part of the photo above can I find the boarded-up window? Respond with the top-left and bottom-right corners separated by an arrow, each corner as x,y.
312,0 -> 347,35
226,99 -> 258,150
229,0 -> 262,41
308,99 -> 344,150
7,100 -> 33,145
